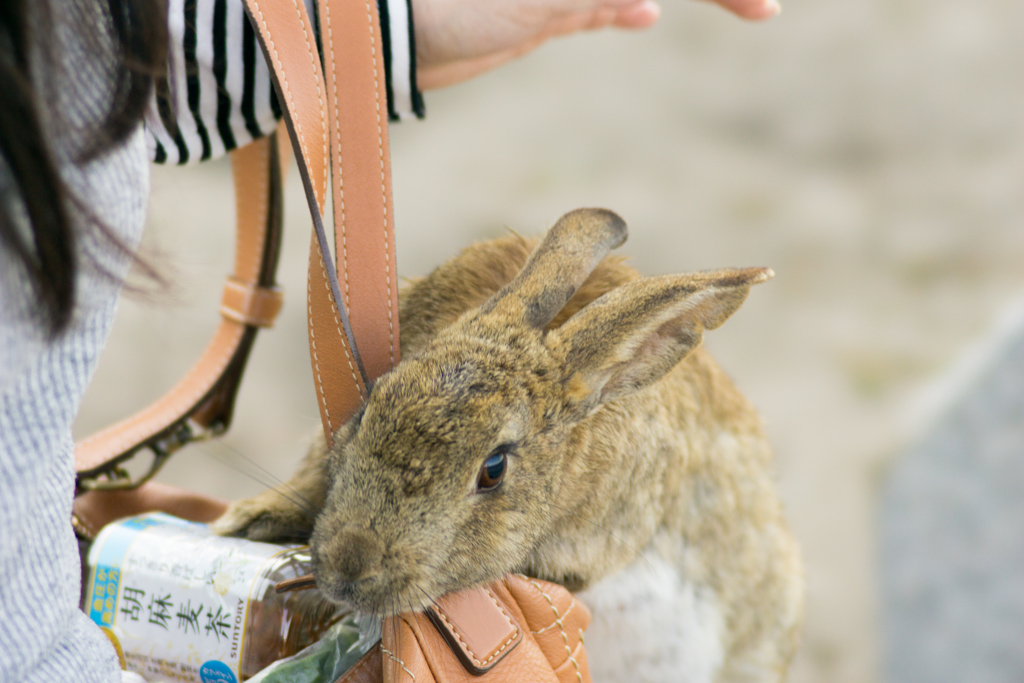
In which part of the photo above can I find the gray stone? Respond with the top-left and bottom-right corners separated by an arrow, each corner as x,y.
881,321 -> 1024,683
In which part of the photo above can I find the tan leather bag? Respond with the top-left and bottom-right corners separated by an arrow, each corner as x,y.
73,1 -> 593,682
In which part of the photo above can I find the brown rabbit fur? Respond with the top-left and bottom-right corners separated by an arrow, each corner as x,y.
214,209 -> 802,682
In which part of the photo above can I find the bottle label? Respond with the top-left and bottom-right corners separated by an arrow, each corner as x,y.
85,513 -> 289,683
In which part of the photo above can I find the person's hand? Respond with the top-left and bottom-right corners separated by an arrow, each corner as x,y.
413,0 -> 780,90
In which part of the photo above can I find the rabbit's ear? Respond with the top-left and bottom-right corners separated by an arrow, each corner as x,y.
548,267 -> 773,411
480,208 -> 627,328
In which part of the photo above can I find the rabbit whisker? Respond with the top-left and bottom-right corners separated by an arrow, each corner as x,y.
413,583 -> 444,615
197,440 -> 319,517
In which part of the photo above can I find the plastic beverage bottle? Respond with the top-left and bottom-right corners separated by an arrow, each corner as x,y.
82,512 -> 346,683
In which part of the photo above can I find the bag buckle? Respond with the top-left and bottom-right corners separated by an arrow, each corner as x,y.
76,419 -> 220,492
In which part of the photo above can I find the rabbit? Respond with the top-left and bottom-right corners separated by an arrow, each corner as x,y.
213,208 -> 803,683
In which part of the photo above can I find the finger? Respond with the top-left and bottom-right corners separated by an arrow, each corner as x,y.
705,0 -> 781,20
612,0 -> 661,29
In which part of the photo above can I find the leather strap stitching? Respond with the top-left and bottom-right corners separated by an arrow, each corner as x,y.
246,139 -> 271,279
248,0 -> 328,210
530,597 -> 580,634
362,0 -> 395,367
525,578 -> 583,682
287,0 -> 329,205
314,243 -> 362,426
306,172 -> 372,395
307,268 -> 334,433
380,646 -> 416,681
322,0 -> 350,311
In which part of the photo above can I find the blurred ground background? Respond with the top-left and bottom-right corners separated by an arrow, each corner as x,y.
75,0 -> 1024,681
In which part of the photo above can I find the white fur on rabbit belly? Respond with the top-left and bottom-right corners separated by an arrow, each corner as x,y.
575,556 -> 725,683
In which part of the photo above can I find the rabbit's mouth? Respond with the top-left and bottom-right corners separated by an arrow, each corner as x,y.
310,525 -> 445,616
314,566 -> 438,618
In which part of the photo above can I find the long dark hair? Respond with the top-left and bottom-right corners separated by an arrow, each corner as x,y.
0,0 -> 167,337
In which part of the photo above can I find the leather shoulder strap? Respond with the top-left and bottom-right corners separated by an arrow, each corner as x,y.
74,133 -> 287,489
316,0 -> 400,385
242,0 -> 400,444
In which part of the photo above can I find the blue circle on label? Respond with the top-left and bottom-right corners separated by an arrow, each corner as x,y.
199,660 -> 237,683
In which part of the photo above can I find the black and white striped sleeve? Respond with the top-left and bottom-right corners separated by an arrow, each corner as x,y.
145,0 -> 424,165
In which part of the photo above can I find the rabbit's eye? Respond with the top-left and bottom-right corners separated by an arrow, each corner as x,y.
477,450 -> 508,491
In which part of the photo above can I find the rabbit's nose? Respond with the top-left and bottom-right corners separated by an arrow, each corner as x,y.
328,528 -> 383,583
